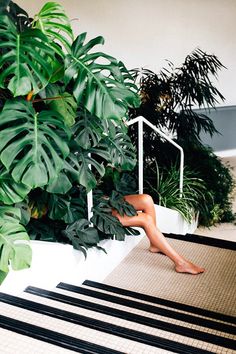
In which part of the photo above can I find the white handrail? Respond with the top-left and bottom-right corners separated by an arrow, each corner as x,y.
87,115 -> 184,221
127,116 -> 184,197
87,153 -> 94,222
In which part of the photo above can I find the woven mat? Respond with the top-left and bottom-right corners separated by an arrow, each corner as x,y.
104,236 -> 236,317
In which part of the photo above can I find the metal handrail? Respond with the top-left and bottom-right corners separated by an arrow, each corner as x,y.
87,115 -> 184,220
126,116 -> 184,197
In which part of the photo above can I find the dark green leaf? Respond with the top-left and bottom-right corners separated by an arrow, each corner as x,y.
64,219 -> 100,257
0,164 -> 31,204
65,143 -> 109,191
64,33 -> 140,120
47,193 -> 71,220
91,202 -> 126,241
42,84 -> 77,126
46,171 -> 72,194
0,15 -> 55,96
73,109 -> 103,149
109,191 -> 137,217
103,127 -> 137,170
0,100 -> 70,188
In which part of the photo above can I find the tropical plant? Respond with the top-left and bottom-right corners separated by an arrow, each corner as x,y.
147,162 -> 213,223
183,144 -> 235,226
0,1 -> 140,283
130,49 -> 225,143
129,49 -> 235,226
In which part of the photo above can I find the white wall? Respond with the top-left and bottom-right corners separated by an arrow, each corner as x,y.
17,0 -> 236,105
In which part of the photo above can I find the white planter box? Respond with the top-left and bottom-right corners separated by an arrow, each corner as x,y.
0,205 -> 197,294
0,233 -> 144,295
155,204 -> 198,235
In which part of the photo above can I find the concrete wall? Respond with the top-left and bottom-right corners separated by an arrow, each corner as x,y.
17,0 -> 236,106
198,106 -> 236,153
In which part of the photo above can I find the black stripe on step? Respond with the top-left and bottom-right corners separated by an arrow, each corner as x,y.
25,285 -> 236,350
0,314 -> 123,354
0,291 -> 212,354
82,279 -> 236,325
164,233 -> 236,250
58,283 -> 236,334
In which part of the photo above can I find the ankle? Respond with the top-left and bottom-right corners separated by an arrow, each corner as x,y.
174,257 -> 187,267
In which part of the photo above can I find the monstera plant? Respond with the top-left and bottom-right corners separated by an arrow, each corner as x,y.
0,1 -> 140,283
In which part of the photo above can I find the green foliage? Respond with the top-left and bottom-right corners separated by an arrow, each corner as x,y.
183,144 -> 235,226
32,1 -> 73,56
91,192 -> 139,241
109,191 -> 137,217
148,163 -> 212,223
103,126 -> 137,171
0,100 -> 70,188
63,219 -> 101,258
0,1 -> 140,283
131,49 -> 224,144
0,205 -> 32,282
72,109 -> 103,149
0,165 -> 30,204
129,49 -> 235,226
42,84 -> 77,126
65,33 -> 140,120
0,15 -> 55,96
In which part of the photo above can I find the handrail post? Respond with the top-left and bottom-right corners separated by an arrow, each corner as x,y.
138,118 -> 143,194
87,153 -> 93,224
87,189 -> 93,222
179,149 -> 184,198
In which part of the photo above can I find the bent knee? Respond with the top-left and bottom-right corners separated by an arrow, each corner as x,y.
140,194 -> 154,206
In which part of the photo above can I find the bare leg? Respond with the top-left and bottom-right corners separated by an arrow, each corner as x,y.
124,194 -> 162,253
113,194 -> 205,275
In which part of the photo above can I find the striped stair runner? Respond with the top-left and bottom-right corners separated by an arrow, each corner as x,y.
0,279 -> 235,354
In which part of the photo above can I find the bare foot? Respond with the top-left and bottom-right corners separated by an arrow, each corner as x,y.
149,246 -> 165,255
175,260 -> 205,275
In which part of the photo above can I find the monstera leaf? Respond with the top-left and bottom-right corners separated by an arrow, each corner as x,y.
0,205 -> 32,284
65,142 -> 110,191
64,33 -> 140,120
91,202 -> 126,241
32,1 -> 73,56
0,205 -> 22,224
0,100 -> 70,188
0,164 -> 31,205
47,193 -> 71,220
46,171 -> 72,194
63,219 -> 100,257
109,191 -> 137,217
0,14 -> 55,96
104,127 -> 137,170
73,110 -> 103,149
41,84 -> 77,126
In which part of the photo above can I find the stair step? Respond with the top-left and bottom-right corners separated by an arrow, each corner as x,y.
0,279 -> 235,354
0,313 -> 122,354
81,279 -> 236,325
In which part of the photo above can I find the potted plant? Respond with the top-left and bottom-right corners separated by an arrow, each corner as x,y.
147,162 -> 213,234
0,1 -> 140,284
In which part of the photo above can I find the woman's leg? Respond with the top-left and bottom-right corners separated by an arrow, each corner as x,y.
124,194 -> 160,252
113,194 -> 205,274
124,194 -> 162,252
